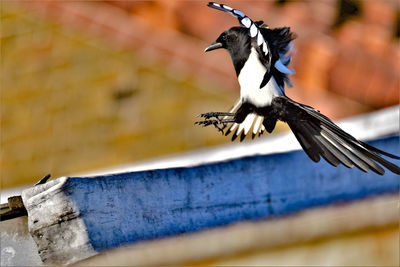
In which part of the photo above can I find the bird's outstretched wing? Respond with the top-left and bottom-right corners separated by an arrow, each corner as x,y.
271,96 -> 400,175
207,2 -> 270,56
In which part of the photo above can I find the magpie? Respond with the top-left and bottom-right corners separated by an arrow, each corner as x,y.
196,2 -> 400,175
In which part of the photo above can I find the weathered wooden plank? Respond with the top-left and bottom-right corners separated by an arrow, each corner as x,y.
22,177 -> 97,265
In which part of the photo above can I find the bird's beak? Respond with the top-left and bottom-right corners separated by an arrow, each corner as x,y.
204,42 -> 223,52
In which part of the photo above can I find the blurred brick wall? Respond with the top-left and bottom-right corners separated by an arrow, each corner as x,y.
1,1 -> 399,188
1,3 -> 241,188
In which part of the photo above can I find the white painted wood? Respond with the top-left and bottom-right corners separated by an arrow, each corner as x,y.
21,178 -> 97,265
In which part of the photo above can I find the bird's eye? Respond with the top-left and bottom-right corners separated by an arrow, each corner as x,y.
224,35 -> 233,42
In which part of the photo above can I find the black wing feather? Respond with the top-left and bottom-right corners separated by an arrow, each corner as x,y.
258,27 -> 296,89
272,96 -> 400,175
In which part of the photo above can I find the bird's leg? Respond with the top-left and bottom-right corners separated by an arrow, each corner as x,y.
195,112 -> 236,134
197,112 -> 235,119
195,118 -> 236,133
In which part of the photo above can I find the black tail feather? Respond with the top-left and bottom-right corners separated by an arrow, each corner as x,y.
274,96 -> 400,175
288,122 -> 321,163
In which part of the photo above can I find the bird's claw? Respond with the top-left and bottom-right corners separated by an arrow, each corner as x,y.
195,119 -> 226,134
198,112 -> 219,119
195,112 -> 235,134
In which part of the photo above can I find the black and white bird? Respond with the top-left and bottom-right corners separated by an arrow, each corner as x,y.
196,2 -> 400,175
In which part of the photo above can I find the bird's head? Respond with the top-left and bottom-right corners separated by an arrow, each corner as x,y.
205,27 -> 252,75
205,27 -> 251,56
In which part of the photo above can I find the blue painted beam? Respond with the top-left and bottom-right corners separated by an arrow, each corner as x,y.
62,135 -> 399,252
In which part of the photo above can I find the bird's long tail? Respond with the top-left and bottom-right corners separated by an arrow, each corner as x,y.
275,97 -> 400,175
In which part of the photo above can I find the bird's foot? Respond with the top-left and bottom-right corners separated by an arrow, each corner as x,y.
195,119 -> 225,133
195,112 -> 236,134
197,112 -> 235,120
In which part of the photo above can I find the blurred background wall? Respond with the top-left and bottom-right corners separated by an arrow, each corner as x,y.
1,0 -> 399,189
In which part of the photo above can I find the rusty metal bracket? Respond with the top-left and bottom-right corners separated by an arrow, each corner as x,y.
0,196 -> 27,221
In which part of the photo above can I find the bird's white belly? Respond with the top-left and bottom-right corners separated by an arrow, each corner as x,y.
238,48 -> 282,107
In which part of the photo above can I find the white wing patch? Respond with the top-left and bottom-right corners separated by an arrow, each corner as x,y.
257,33 -> 265,46
253,116 -> 263,135
224,113 -> 267,141
243,113 -> 256,135
233,9 -> 245,17
250,24 -> 258,37
229,123 -> 239,132
222,4 -> 233,11
222,99 -> 268,141
241,17 -> 251,28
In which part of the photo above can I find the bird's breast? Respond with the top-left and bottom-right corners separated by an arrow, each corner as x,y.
238,48 -> 282,107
